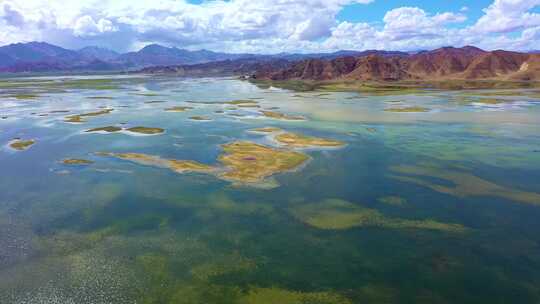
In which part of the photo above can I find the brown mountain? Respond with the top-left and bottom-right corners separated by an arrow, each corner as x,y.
255,46 -> 538,82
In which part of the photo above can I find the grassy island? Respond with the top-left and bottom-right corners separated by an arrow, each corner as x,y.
189,116 -> 212,121
274,132 -> 345,148
164,106 -> 193,112
125,127 -> 165,135
85,126 -> 122,133
260,110 -> 305,121
9,139 -> 35,151
62,159 -> 94,165
218,141 -> 309,183
64,108 -> 114,123
101,153 -> 214,173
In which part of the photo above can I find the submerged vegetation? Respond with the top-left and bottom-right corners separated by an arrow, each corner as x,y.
390,164 -> 540,205
384,106 -> 430,113
289,199 -> 467,232
249,127 -> 282,133
2,75 -> 540,303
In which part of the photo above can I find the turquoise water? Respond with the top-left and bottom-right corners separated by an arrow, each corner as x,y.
1,75 -> 540,303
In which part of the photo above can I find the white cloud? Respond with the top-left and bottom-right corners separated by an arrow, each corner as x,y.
472,0 -> 540,33
0,0 -> 539,53
74,16 -> 116,36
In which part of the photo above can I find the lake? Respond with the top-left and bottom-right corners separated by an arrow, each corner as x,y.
1,75 -> 540,303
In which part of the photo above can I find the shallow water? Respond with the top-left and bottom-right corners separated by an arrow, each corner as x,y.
1,75 -> 540,303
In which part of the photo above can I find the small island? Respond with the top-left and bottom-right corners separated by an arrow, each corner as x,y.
100,152 -> 214,173
9,139 -> 35,151
62,159 -> 94,165
164,106 -> 193,112
189,116 -> 212,121
260,110 -> 305,121
125,127 -> 165,135
218,141 -> 309,183
85,126 -> 122,133
64,108 -> 114,123
274,132 -> 345,148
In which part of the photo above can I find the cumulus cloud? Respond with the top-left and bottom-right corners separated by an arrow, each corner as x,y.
472,0 -> 540,33
0,0 -> 539,53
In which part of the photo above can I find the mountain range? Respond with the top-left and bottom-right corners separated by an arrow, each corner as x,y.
1,42 -> 539,82
254,46 -> 540,82
0,41 -> 402,73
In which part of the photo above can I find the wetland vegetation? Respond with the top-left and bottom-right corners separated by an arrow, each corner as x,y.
1,75 -> 540,303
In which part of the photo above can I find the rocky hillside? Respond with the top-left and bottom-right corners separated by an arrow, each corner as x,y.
255,46 -> 540,82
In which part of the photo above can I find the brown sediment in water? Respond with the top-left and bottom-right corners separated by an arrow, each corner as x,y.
85,126 -> 122,133
384,106 -> 430,112
64,108 -> 114,123
164,106 -> 193,112
260,110 -> 305,121
389,164 -> 540,205
9,139 -> 35,151
274,132 -> 345,148
125,127 -> 165,135
289,199 -> 467,232
62,159 -> 94,165
218,141 -> 309,183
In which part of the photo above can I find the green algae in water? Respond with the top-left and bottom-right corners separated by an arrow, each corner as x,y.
289,199 -> 467,232
378,196 -> 407,206
2,75 -> 540,303
390,164 -> 540,205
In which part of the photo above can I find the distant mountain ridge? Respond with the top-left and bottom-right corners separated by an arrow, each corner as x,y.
0,41 -> 405,73
255,46 -> 540,82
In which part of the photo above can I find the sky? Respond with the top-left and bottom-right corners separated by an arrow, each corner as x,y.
1,0 -> 540,53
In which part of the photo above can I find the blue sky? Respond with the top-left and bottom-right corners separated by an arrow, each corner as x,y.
338,0 -> 493,25
1,0 -> 540,53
